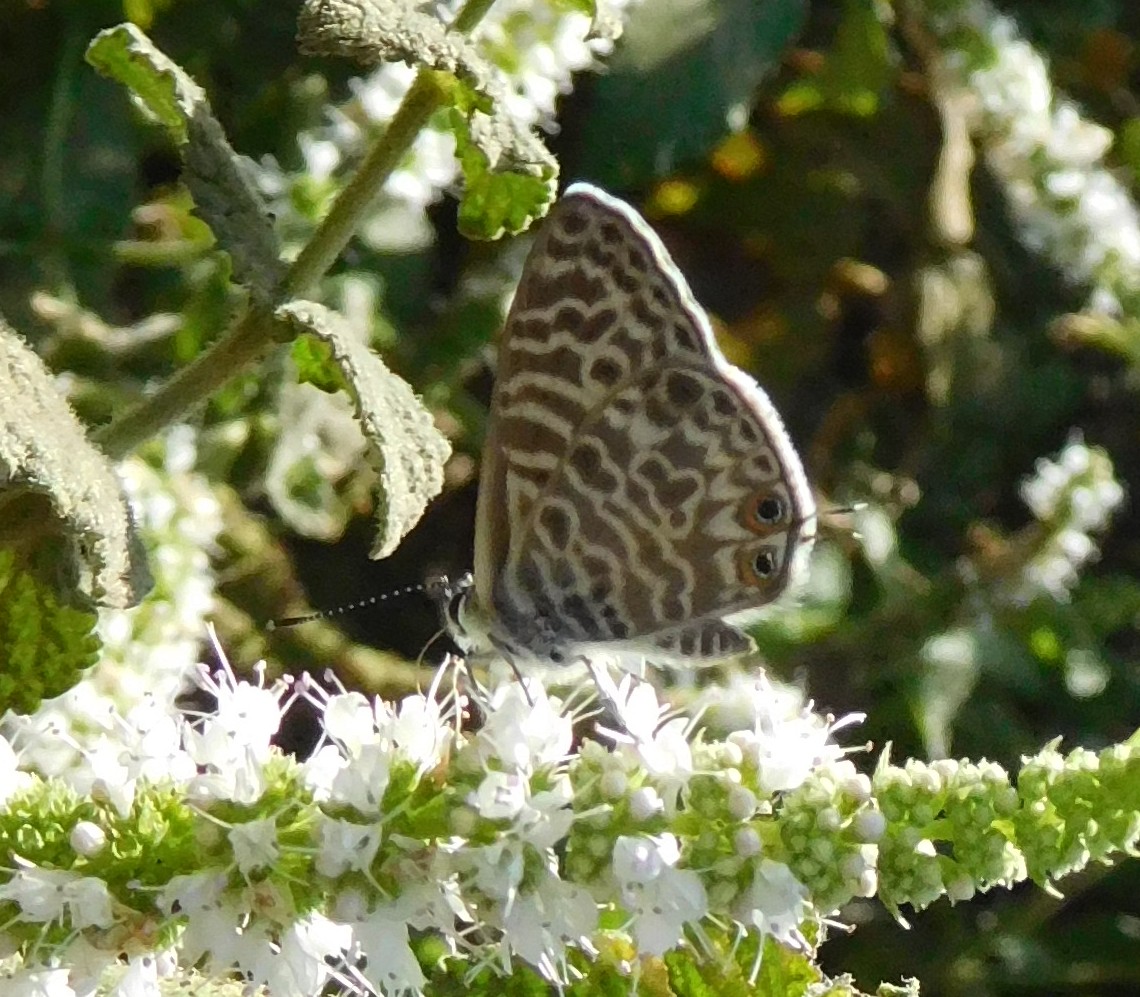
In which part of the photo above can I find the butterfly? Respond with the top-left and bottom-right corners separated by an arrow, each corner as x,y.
448,184 -> 815,669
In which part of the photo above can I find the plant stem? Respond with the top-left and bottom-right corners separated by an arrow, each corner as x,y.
94,307 -> 273,459
94,0 -> 499,459
284,69 -> 447,299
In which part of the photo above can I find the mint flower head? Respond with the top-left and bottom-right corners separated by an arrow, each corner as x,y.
923,0 -> 1140,315
1012,435 -> 1124,604
0,634 -> 1136,996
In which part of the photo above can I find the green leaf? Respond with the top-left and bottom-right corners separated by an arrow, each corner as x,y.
86,23 -> 283,300
752,936 -> 828,997
0,319 -> 150,610
0,550 -> 100,715
298,0 -> 480,75
86,22 -> 194,141
291,336 -> 349,393
445,87 -> 558,240
576,0 -> 809,188
452,111 -> 556,239
275,301 -> 451,558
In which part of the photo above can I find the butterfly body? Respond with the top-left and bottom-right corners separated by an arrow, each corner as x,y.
457,184 -> 815,667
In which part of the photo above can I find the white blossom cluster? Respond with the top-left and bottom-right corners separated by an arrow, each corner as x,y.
0,638 -> 1136,996
265,0 -> 643,245
0,649 -> 871,997
1013,435 -> 1124,602
927,0 -> 1140,316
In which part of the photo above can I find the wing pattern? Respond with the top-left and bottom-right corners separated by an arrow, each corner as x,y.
471,185 -> 815,663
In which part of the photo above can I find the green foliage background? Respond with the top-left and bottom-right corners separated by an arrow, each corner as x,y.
1,0 -> 1138,994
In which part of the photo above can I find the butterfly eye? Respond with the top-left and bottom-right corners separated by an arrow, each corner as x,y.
753,550 -> 777,578
755,495 -> 784,526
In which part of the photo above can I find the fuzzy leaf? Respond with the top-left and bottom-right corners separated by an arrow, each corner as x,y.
0,320 -> 150,610
298,0 -> 481,76
296,0 -> 557,238
86,23 -> 283,300
275,301 -> 450,558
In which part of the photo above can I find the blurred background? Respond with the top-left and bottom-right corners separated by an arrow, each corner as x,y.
1,0 -> 1139,993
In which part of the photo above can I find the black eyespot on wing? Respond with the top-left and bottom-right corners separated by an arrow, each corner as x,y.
753,550 -> 777,578
755,495 -> 784,525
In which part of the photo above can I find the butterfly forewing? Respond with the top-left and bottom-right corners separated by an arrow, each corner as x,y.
471,184 -> 815,663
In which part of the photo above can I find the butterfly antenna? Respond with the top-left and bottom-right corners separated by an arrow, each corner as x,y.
266,584 -> 427,631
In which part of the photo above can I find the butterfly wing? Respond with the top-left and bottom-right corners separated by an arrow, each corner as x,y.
473,184 -> 815,662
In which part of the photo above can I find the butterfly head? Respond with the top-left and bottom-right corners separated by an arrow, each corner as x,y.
430,571 -> 480,654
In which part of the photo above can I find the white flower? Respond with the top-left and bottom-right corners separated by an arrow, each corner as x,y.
350,903 -> 427,997
502,874 -> 598,979
315,817 -> 382,878
1012,436 -> 1123,603
6,967 -> 76,997
327,742 -> 393,814
473,679 -> 572,773
6,693 -> 196,817
853,809 -> 887,843
471,840 -> 527,908
156,871 -> 226,918
70,821 -> 107,857
731,859 -> 811,951
62,877 -> 114,930
612,834 -> 708,956
303,681 -> 453,810
156,874 -> 243,970
474,770 -> 529,820
228,817 -> 281,876
319,691 -> 377,751
0,736 -> 34,804
179,901 -> 247,974
0,859 -> 114,933
629,785 -> 665,821
0,861 -> 70,923
111,953 -> 161,997
729,676 -> 861,794
386,694 -> 451,772
244,913 -> 352,997
958,8 -> 1140,303
595,673 -> 694,809
297,134 -> 341,181
734,826 -> 763,858
184,642 -> 288,804
192,664 -> 285,756
94,441 -> 221,710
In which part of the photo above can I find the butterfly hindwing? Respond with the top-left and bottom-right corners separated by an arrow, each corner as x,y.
472,184 -> 815,663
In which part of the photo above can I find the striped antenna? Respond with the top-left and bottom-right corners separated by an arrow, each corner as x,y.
266,583 -> 428,631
